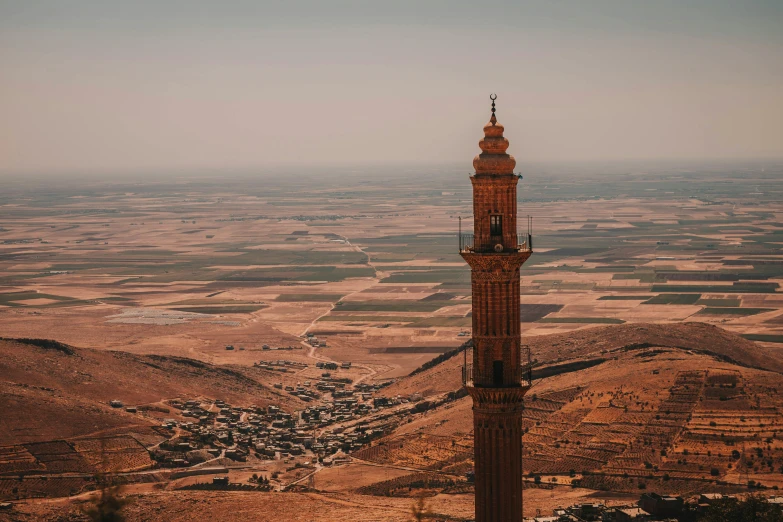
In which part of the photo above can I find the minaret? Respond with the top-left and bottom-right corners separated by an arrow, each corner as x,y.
461,95 -> 532,522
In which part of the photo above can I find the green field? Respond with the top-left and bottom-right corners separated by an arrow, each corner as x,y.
537,317 -> 626,324
740,334 -> 783,343
275,294 -> 346,302
0,292 -> 76,307
335,301 -> 446,313
520,304 -> 564,322
696,307 -> 773,316
650,283 -> 779,293
598,295 -> 653,301
220,249 -> 369,266
695,298 -> 741,307
643,294 -> 702,305
317,315 -> 419,323
410,317 -> 472,327
381,270 -> 469,284
168,305 -> 267,314
220,266 -> 375,282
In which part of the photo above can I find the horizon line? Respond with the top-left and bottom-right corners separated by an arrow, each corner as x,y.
2,156 -> 783,181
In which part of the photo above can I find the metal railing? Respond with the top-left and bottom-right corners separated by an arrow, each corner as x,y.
459,233 -> 474,252
458,215 -> 534,253
462,346 -> 532,388
462,363 -> 473,387
459,233 -> 532,253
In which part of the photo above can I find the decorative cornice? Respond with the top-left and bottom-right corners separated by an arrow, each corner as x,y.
461,252 -> 531,281
470,174 -> 518,185
467,385 -> 529,413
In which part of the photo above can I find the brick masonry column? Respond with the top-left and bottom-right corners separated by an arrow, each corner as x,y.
469,387 -> 527,522
462,97 -> 532,522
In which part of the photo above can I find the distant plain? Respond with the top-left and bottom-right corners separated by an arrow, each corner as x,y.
2,161 -> 783,518
2,162 -> 782,375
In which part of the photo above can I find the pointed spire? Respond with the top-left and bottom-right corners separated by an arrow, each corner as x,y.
473,93 -> 516,175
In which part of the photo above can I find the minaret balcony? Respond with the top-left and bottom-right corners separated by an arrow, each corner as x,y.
461,345 -> 533,390
459,233 -> 532,254
462,360 -> 533,390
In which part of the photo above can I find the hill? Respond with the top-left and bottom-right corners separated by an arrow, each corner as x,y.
527,322 -> 783,374
0,338 -> 304,446
380,322 -> 783,399
1,324 -> 783,518
355,323 -> 783,500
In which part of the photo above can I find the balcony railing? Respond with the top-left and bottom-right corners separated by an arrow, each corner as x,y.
462,345 -> 533,388
459,233 -> 532,253
458,215 -> 533,253
462,362 -> 533,388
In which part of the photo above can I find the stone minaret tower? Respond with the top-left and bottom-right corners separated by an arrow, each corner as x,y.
461,95 -> 532,522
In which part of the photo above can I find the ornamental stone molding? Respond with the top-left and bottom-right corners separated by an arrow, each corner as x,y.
460,251 -> 531,280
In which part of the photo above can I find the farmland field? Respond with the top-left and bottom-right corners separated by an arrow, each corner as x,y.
2,161 -> 783,519
1,161 -> 782,377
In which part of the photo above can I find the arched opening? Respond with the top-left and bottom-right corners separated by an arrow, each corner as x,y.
493,360 -> 504,386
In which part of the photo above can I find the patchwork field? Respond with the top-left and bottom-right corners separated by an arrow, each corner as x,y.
1,162 -> 783,519
2,164 -> 782,378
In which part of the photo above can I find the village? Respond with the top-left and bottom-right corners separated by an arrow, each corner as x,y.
122,350 -> 429,490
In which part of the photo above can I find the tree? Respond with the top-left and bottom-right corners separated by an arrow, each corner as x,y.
82,485 -> 130,522
699,494 -> 782,522
81,438 -> 131,522
411,495 -> 435,522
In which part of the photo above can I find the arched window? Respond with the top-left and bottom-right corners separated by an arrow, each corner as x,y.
490,215 -> 502,236
493,360 -> 504,386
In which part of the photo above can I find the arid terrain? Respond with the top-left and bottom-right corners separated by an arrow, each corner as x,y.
1,162 -> 783,520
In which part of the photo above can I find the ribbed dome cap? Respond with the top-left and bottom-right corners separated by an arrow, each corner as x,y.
473,95 -> 516,175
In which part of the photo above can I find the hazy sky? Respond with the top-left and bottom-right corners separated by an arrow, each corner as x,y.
1,1 -> 782,176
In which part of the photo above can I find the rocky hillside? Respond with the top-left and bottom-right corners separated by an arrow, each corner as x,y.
0,338 -> 304,445
381,322 -> 783,399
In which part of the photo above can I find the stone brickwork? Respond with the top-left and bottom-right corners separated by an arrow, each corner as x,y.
470,174 -> 520,252
469,386 -> 527,522
463,97 -> 531,522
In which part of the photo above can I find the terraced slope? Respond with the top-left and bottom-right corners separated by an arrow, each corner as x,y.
381,322 -> 783,400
